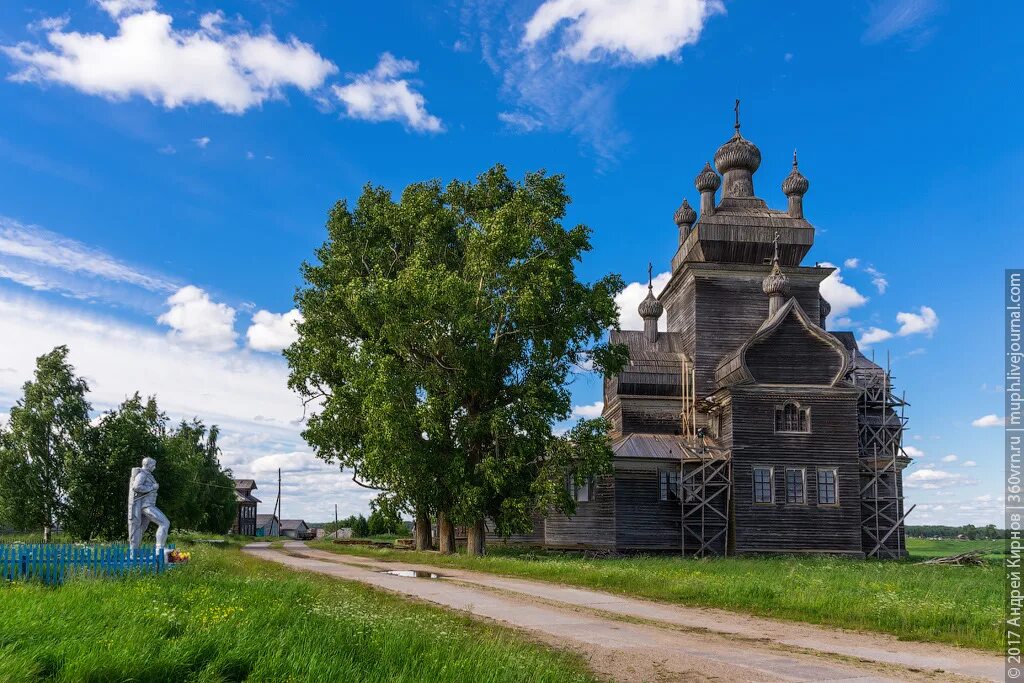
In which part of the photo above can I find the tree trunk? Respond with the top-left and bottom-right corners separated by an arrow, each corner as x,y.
465,517 -> 486,556
414,507 -> 432,551
438,509 -> 456,554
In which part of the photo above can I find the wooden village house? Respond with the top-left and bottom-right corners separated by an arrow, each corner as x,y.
501,110 -> 911,559
232,479 -> 260,536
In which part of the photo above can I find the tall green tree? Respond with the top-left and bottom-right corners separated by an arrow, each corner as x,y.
287,165 -> 626,555
64,394 -> 164,540
0,346 -> 92,541
162,419 -> 236,533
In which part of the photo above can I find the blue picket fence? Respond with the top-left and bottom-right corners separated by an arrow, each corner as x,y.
0,543 -> 174,585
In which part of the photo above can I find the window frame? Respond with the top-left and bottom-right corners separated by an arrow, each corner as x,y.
752,465 -> 775,505
567,473 -> 593,503
774,401 -> 811,434
816,467 -> 839,506
659,468 -> 681,502
785,467 -> 806,505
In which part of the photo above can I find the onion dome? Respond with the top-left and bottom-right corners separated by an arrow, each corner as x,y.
782,150 -> 809,197
714,129 -> 761,175
762,232 -> 789,299
762,260 -> 790,298
638,285 -> 664,320
673,198 -> 696,228
694,162 -> 720,193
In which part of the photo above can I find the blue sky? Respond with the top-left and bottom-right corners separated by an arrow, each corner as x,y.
0,0 -> 1019,524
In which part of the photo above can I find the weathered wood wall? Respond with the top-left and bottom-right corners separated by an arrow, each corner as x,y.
613,460 -> 681,551
544,476 -> 616,549
728,386 -> 863,555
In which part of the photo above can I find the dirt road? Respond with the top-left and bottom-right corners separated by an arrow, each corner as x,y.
243,542 -> 1001,682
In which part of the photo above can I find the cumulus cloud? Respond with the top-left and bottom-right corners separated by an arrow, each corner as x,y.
941,454 -> 957,463
192,136 -> 211,148
157,285 -> 237,351
972,414 -> 1004,428
247,308 -> 302,352
615,270 -> 670,331
332,53 -> 442,132
571,400 -> 604,419
818,262 -> 868,321
522,0 -> 725,63
903,445 -> 924,458
0,290 -> 364,521
896,305 -> 939,337
2,3 -> 337,114
905,468 -> 975,489
962,460 -> 977,467
844,257 -> 860,269
857,326 -> 893,348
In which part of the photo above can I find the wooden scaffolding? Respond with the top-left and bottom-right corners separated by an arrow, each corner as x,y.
679,357 -> 731,557
851,354 -> 915,559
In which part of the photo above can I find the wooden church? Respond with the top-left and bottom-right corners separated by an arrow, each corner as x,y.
517,109 -> 912,558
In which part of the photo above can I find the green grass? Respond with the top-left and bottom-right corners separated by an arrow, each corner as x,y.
0,540 -> 594,683
310,539 -> 1003,652
905,537 -> 1004,559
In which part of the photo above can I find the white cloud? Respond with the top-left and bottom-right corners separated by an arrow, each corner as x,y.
864,265 -> 888,294
843,257 -> 860,268
247,308 -> 302,352
97,0 -> 157,18
857,326 -> 893,348
3,3 -> 337,114
571,400 -> 604,419
941,454 -> 957,463
498,111 -> 543,132
962,460 -> 977,468
615,270 -> 670,331
905,468 -> 975,489
863,0 -> 940,44
0,216 -> 174,295
903,445 -> 924,458
332,53 -> 442,133
896,305 -> 938,337
192,136 -> 210,148
0,290 -> 365,522
818,262 -> 868,321
157,285 -> 237,351
972,414 -> 1004,428
522,0 -> 725,63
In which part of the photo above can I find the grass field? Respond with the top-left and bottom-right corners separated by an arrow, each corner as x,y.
310,538 -> 1003,652
0,537 -> 593,683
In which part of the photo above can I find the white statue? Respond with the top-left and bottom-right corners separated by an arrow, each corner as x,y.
128,457 -> 170,554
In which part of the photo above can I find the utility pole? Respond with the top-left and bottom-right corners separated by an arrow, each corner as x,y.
274,467 -> 281,523
335,503 -> 338,529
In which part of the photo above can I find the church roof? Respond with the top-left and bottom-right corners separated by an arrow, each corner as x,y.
715,297 -> 850,388
611,432 -> 729,461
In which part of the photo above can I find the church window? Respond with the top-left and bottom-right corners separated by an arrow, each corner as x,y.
752,466 -> 774,504
567,474 -> 592,503
817,468 -> 838,505
659,469 -> 680,501
785,468 -> 806,504
775,402 -> 810,433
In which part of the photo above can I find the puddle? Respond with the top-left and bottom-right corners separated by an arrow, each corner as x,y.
379,570 -> 443,579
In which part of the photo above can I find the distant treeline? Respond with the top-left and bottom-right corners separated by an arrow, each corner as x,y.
0,346 -> 237,541
906,524 -> 1004,540
316,509 -> 408,538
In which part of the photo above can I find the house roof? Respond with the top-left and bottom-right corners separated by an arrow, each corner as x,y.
256,514 -> 278,527
234,491 -> 261,504
234,479 -> 257,491
280,519 -> 308,530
